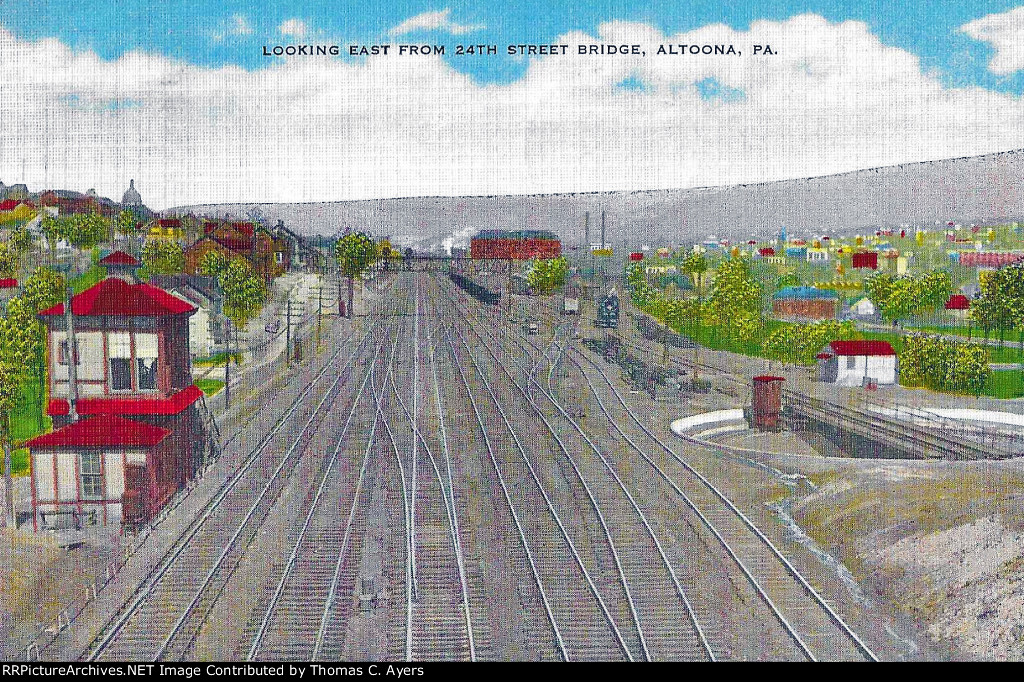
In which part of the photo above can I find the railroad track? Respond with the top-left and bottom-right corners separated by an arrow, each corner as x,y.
382,279 -> 476,661
84,318 -> 384,661
437,278 -> 638,660
444,275 -> 878,661
241,319 -> 399,661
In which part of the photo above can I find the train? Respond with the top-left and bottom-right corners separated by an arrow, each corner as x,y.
595,290 -> 620,328
449,271 -> 501,305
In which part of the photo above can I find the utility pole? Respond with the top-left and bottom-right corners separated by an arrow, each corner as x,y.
317,279 -> 323,347
286,298 -> 292,366
64,283 -> 79,423
224,318 -> 231,408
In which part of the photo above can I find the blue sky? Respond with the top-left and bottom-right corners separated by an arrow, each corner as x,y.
2,2 -> 1024,207
4,0 -> 1023,91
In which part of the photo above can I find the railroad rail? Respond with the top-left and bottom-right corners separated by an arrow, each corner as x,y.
443,274 -> 878,661
84,320 -> 383,661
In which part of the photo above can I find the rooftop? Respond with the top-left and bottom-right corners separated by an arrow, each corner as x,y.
40,278 -> 196,317
827,340 -> 896,356
47,385 -> 203,418
25,415 -> 170,449
774,286 -> 839,300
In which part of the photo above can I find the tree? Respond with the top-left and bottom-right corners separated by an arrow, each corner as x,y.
335,232 -> 379,317
899,333 -> 990,395
141,239 -> 185,276
21,267 -> 66,313
42,212 -> 110,250
198,250 -> 231,279
0,296 -> 42,525
219,259 -> 266,328
865,271 -> 954,326
0,243 -> 18,279
708,256 -> 762,342
526,256 -> 568,294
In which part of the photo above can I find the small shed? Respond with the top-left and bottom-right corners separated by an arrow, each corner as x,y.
847,297 -> 878,321
817,340 -> 897,387
944,294 -> 970,320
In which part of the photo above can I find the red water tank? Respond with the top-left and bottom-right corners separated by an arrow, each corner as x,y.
751,376 -> 785,431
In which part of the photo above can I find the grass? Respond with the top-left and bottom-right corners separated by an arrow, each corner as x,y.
856,329 -> 1024,364
981,371 -> 1024,399
194,351 -> 244,367
70,265 -> 105,295
3,379 -> 51,477
195,378 -> 225,396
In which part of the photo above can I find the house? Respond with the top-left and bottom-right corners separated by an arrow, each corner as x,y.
28,265 -> 206,531
772,286 -> 839,321
0,278 -> 17,304
944,294 -> 971,320
806,248 -> 829,264
851,252 -> 879,270
270,220 -> 320,271
184,221 -> 288,280
150,274 -> 225,357
817,340 -> 897,387
847,297 -> 878,321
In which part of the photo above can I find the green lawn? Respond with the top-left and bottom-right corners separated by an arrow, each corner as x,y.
194,351 -> 244,367
855,330 -> 1024,364
195,378 -> 225,396
981,371 -> 1024,400
71,264 -> 106,294
4,379 -> 51,476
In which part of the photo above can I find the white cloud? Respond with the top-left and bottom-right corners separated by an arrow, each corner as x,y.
211,14 -> 253,41
960,6 -> 1024,75
2,15 -> 1024,210
389,9 -> 485,36
279,18 -> 308,38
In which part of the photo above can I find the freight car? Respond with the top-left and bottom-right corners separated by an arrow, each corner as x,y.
595,290 -> 620,328
449,271 -> 501,305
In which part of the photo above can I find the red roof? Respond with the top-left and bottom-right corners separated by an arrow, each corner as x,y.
828,340 -> 896,356
752,375 -> 786,382
39,278 -> 196,317
759,247 -> 776,257
47,384 -> 203,418
158,218 -> 181,228
815,352 -> 833,360
0,199 -> 20,211
99,250 -> 140,266
0,278 -> 17,288
945,294 -> 971,311
25,415 -> 170,449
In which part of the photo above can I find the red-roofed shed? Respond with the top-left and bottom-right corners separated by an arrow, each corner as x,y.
944,294 -> 970,311
818,340 -> 897,386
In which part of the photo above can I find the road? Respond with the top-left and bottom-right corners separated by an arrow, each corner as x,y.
32,271 -> 889,661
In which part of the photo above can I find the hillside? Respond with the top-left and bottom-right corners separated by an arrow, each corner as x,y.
169,149 -> 1024,251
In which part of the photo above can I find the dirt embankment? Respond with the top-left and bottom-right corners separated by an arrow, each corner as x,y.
0,528 -> 115,659
786,461 -> 1024,660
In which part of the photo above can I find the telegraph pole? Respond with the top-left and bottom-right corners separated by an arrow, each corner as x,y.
64,283 -> 79,423
317,279 -> 323,347
224,318 -> 231,408
286,298 -> 292,366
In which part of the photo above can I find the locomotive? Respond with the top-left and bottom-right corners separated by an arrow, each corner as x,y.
595,290 -> 620,329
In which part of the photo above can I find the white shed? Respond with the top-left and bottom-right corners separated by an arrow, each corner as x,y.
817,340 -> 897,387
